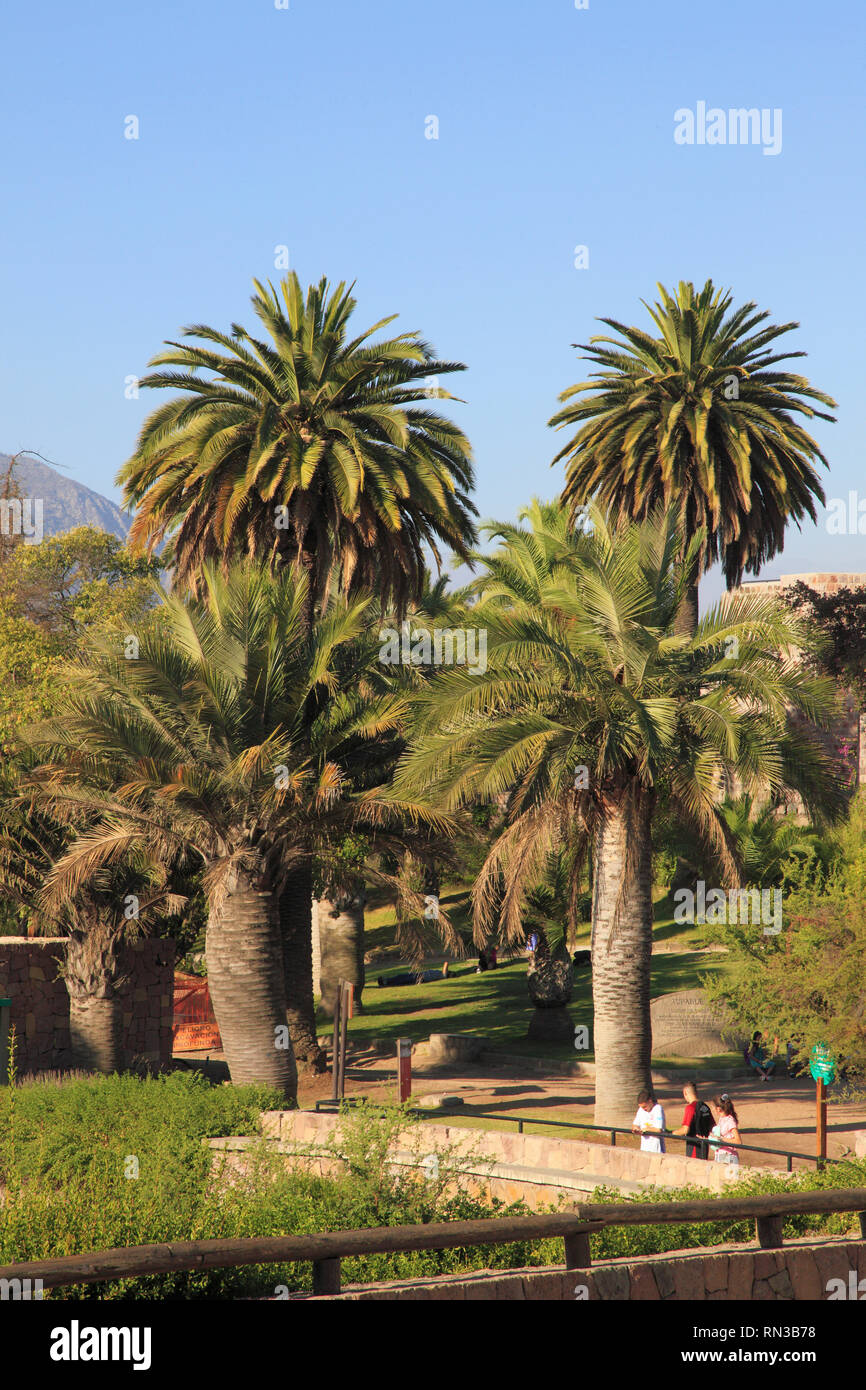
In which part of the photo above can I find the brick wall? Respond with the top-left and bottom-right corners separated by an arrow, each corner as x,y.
0,937 -> 175,1073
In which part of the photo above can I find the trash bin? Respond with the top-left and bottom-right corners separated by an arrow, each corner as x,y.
0,998 -> 10,1084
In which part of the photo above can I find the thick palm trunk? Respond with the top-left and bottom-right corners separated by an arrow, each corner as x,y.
591,779 -> 655,1126
315,890 -> 366,1017
206,873 -> 297,1099
62,928 -> 127,1074
68,997 -> 123,1074
279,863 -> 327,1071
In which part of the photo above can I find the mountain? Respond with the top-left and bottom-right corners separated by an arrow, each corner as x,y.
0,454 -> 133,542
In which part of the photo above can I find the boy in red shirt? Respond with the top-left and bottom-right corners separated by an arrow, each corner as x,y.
673,1083 -> 713,1158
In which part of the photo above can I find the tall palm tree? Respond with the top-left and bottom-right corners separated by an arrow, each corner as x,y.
393,500 -> 845,1124
26,564 -> 408,1099
550,280 -> 836,634
118,274 -> 477,1052
118,272 -> 478,629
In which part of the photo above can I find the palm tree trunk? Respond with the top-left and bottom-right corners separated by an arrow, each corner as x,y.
299,553 -> 316,639
206,872 -> 297,1098
673,564 -> 700,637
68,998 -> 123,1073
278,863 -> 327,1071
315,890 -> 366,1017
62,927 -> 127,1074
591,779 -> 655,1126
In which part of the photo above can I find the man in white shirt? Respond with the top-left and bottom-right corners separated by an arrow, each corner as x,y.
631,1090 -> 666,1153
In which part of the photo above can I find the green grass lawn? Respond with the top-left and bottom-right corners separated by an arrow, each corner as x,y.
336,885 -> 733,1062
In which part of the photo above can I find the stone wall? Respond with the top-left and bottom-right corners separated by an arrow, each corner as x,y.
256,1109 -> 776,1198
299,1236 -> 866,1301
0,937 -> 175,1073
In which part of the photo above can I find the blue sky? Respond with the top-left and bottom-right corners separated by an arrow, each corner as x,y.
1,0 -> 862,603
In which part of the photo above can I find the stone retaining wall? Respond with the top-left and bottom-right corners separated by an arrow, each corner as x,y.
299,1236 -> 866,1301
261,1108 -> 773,1195
0,937 -> 175,1073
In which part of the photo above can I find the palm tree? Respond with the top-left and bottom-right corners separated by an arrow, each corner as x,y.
26,564 -> 407,1099
550,280 -> 836,634
118,272 -> 478,630
0,770 -> 182,1073
393,500 -> 845,1124
118,274 -> 477,1052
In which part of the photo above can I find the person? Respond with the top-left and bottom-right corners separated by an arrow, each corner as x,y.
488,945 -> 498,969
707,1095 -> 741,1166
631,1090 -> 666,1154
747,1031 -> 776,1082
476,949 -> 489,973
672,1083 -> 714,1159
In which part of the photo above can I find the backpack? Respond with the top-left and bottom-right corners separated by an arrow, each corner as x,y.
695,1101 -> 714,1137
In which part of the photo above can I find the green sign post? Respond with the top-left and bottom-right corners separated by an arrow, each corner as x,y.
809,1043 -> 836,1084
809,1044 -> 835,1167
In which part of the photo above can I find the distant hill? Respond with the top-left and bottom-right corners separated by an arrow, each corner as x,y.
0,454 -> 133,542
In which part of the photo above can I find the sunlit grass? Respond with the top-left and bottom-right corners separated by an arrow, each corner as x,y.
341,884 -> 732,1061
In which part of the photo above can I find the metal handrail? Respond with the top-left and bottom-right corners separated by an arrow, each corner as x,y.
414,1109 -> 847,1174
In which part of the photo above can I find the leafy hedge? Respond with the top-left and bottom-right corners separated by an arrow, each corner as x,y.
0,1073 -> 862,1298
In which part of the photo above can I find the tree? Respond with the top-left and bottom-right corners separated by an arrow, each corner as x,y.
654,792 -> 840,894
0,528 -> 160,755
0,769 -> 182,1072
785,582 -> 866,708
704,885 -> 866,1082
117,273 -> 477,1055
550,280 -> 836,634
393,500 -> 846,1124
26,563 -> 408,1099
704,797 -> 866,1081
311,569 -> 479,1014
118,272 -> 477,628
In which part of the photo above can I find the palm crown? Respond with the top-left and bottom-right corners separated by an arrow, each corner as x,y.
118,273 -> 477,615
550,279 -> 836,591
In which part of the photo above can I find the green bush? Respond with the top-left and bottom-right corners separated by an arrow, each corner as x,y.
0,1073 -> 862,1298
586,1162 -> 866,1261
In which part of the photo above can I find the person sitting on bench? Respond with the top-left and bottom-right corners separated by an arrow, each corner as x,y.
746,1030 -> 776,1082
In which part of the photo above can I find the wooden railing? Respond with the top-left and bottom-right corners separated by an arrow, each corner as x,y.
2,1187 -> 866,1296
